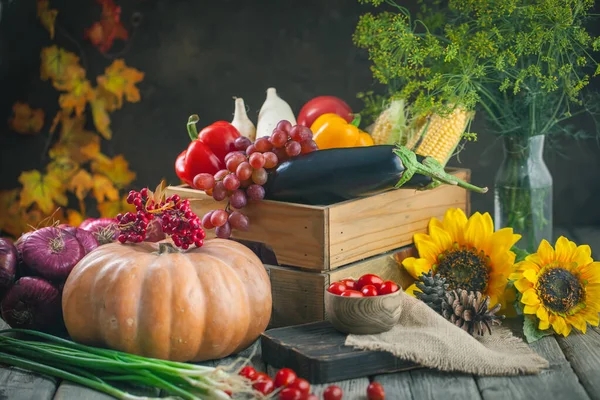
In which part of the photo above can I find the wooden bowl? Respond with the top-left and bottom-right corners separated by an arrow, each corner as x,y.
324,290 -> 403,334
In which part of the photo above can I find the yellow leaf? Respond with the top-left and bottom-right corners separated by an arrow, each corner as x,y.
18,170 -> 68,215
49,115 -> 100,164
67,209 -> 84,226
8,102 -> 45,134
91,154 -> 136,189
55,66 -> 93,116
68,169 -> 94,201
92,174 -> 119,203
90,89 -> 112,140
40,46 -> 80,84
0,190 -> 22,237
36,0 -> 58,39
97,194 -> 135,219
46,156 -> 79,183
97,59 -> 144,107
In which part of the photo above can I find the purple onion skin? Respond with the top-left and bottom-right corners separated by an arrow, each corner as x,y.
79,218 -> 117,234
21,227 -> 85,282
1,276 -> 62,332
0,238 -> 17,296
74,228 -> 99,254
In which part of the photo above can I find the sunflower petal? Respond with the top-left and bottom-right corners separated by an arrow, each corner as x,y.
551,317 -> 568,336
429,225 -> 453,254
539,319 -> 550,330
523,269 -> 538,283
537,239 -> 556,265
514,278 -> 533,293
464,213 -> 486,250
523,304 -> 539,314
572,244 -> 593,267
402,257 -> 432,279
414,239 -> 440,265
442,208 -> 467,244
521,288 -> 540,305
404,283 -> 421,297
536,305 -> 549,321
554,236 -> 575,263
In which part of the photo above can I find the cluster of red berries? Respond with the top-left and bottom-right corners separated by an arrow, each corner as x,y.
117,189 -> 205,249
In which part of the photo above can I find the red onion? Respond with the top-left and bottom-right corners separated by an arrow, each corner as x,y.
144,220 -> 166,242
79,218 -> 118,244
58,225 -> 99,254
21,227 -> 85,282
0,238 -> 17,295
1,276 -> 61,331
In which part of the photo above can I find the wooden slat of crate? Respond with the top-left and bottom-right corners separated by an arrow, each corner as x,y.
327,169 -> 469,269
267,245 -> 417,328
167,186 -> 329,268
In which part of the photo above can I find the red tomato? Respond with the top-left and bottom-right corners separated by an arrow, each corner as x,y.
239,366 -> 257,380
327,282 -> 347,295
253,378 -> 274,395
367,382 -> 385,400
278,387 -> 303,400
379,281 -> 400,295
357,274 -> 384,291
288,378 -> 310,394
254,372 -> 271,382
340,290 -> 364,297
297,96 -> 353,128
323,385 -> 344,400
224,390 -> 232,397
340,279 -> 358,290
305,395 -> 318,400
274,368 -> 297,388
360,284 -> 379,297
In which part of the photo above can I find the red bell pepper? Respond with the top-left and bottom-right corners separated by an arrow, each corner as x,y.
175,115 -> 241,187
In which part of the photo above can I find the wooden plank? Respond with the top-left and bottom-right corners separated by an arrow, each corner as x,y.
556,329 -> 600,400
327,169 -> 469,269
167,185 -> 329,269
54,382 -> 159,400
572,226 -> 600,258
475,336 -> 590,400
374,370 -> 481,400
261,321 -> 416,384
0,366 -> 58,400
266,245 -> 416,328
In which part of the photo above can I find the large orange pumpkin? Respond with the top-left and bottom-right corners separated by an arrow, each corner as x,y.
62,238 -> 272,362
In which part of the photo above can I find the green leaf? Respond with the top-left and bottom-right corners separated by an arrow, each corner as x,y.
523,315 -> 553,343
512,246 -> 530,263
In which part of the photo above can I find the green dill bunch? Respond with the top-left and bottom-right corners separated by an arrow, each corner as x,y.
354,0 -> 600,138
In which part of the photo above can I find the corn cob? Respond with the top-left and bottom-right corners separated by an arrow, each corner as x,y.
370,99 -> 411,145
415,107 -> 472,166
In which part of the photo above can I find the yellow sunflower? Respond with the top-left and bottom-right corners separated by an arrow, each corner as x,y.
509,236 -> 600,336
402,208 -> 521,309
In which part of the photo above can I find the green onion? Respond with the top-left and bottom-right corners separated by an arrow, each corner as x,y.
0,329 -> 257,400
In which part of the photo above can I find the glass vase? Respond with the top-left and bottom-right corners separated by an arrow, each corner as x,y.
494,135 -> 553,252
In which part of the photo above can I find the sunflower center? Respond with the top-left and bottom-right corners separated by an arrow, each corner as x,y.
537,268 -> 583,313
435,247 -> 490,293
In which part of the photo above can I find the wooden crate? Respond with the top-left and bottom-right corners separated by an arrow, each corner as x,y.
267,245 -> 418,328
166,168 -> 470,271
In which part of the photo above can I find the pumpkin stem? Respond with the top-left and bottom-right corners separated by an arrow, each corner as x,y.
158,242 -> 179,254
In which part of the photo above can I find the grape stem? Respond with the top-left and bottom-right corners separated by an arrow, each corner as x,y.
393,145 -> 488,193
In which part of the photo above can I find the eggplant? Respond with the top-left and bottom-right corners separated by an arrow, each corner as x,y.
264,145 -> 487,205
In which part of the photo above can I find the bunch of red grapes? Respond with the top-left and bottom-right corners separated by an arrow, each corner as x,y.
193,121 -> 318,239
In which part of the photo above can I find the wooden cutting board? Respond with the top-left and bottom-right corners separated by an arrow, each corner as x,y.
260,321 -> 418,384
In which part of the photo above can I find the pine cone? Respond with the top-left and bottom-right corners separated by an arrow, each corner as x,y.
441,289 -> 504,336
414,270 -> 449,314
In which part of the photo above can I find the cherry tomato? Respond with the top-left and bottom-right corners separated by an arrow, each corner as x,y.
323,385 -> 344,400
253,378 -> 274,395
340,290 -> 364,297
379,281 -> 399,295
288,378 -> 310,394
305,395 -> 318,400
340,279 -> 358,290
274,368 -> 297,388
224,390 -> 232,397
254,372 -> 271,382
239,366 -> 257,380
278,387 -> 303,400
327,282 -> 347,295
360,284 -> 379,297
367,382 -> 385,400
357,274 -> 384,291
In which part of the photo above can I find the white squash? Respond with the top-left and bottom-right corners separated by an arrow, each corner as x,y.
256,87 -> 296,138
231,97 -> 256,141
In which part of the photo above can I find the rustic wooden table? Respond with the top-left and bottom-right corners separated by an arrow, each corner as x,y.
1,226 -> 599,400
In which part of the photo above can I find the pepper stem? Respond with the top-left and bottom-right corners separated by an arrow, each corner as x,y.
350,114 -> 362,128
158,242 -> 180,254
393,145 -> 488,193
187,115 -> 200,141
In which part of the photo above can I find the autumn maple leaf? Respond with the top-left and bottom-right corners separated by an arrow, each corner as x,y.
66,209 -> 84,227
97,194 -> 135,218
46,156 -> 79,183
19,170 -> 68,215
36,0 -> 58,39
85,0 -> 129,53
68,169 -> 94,201
53,65 -> 94,116
49,115 -> 100,164
89,87 -> 119,140
40,46 -> 79,84
97,59 -> 144,107
92,174 -> 119,203
91,154 -> 136,189
8,103 -> 45,134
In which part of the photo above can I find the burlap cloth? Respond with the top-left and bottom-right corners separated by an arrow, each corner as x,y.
345,292 -> 549,376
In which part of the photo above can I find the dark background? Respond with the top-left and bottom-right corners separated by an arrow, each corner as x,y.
1,0 -> 599,230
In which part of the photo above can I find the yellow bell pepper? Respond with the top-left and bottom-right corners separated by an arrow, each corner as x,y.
310,113 -> 374,149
